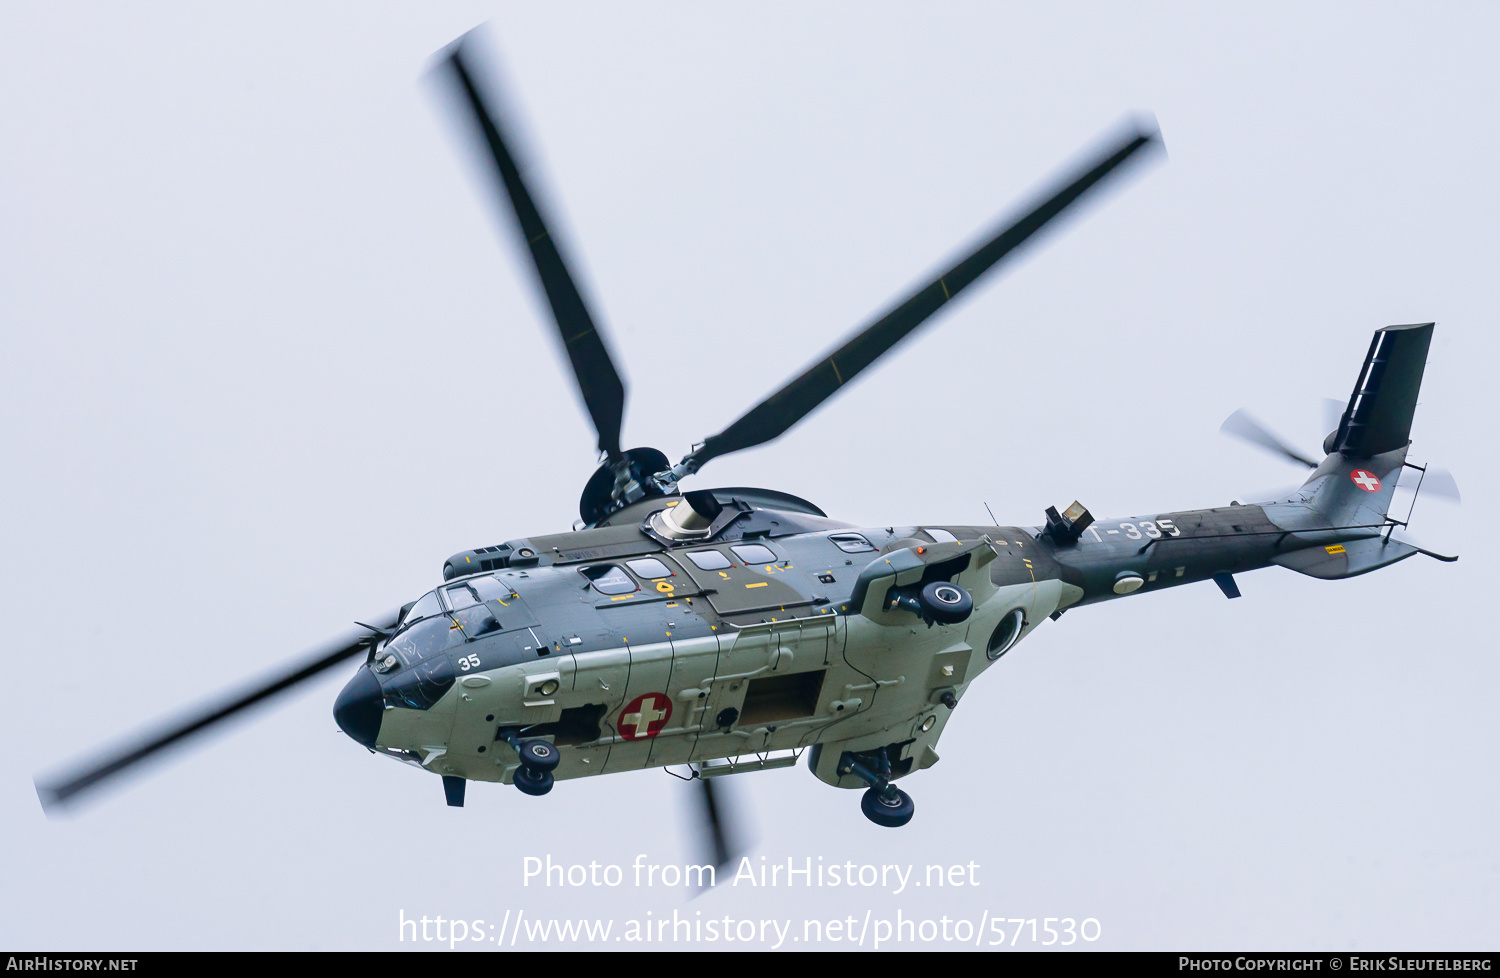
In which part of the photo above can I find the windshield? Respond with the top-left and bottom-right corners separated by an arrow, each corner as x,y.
385,616 -> 461,667
403,590 -> 444,625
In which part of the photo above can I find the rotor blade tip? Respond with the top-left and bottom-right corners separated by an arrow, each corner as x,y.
34,779 -> 64,814
1128,114 -> 1166,158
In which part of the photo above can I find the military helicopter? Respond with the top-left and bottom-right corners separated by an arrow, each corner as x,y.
36,34 -> 1457,857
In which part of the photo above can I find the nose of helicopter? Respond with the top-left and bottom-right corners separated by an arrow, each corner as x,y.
334,667 -> 384,748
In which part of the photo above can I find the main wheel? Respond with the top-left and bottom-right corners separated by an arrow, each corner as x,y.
919,581 -> 973,625
518,739 -> 560,772
861,786 -> 915,827
513,765 -> 554,796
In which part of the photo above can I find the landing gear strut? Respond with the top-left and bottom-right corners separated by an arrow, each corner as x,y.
839,747 -> 915,828
498,728 -> 559,796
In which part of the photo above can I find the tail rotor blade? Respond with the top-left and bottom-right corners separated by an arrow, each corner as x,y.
1399,465 -> 1462,503
443,36 -> 626,459
1220,408 -> 1320,469
1321,396 -> 1345,436
34,613 -> 400,812
676,119 -> 1164,477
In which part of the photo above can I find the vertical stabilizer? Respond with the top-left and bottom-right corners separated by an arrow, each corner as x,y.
1324,323 -> 1433,457
1302,323 -> 1433,528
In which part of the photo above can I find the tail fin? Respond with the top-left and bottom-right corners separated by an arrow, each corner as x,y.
1324,322 -> 1433,458
1302,322 -> 1433,527
1271,323 -> 1446,580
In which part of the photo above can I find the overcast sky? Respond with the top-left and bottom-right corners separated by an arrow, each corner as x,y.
1,2 -> 1495,951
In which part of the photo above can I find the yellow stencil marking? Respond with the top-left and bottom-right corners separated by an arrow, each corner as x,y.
939,277 -> 951,299
610,595 -> 633,601
1325,545 -> 1347,554
745,582 -> 769,589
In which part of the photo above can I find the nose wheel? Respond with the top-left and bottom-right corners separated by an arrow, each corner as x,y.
838,747 -> 916,828
513,765 -> 554,796
860,785 -> 915,827
499,728 -> 559,796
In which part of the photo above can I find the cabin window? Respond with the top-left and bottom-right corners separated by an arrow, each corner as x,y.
828,533 -> 875,553
626,557 -> 673,580
686,549 -> 732,570
581,565 -> 636,595
731,543 -> 776,565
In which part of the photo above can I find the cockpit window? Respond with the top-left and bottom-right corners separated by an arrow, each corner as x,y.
451,604 -> 500,640
924,528 -> 959,544
403,590 -> 444,625
385,655 -> 456,711
386,615 -> 461,666
469,575 -> 509,603
829,533 -> 876,553
626,557 -> 672,580
581,565 -> 636,595
444,583 -> 479,610
686,549 -> 732,570
731,543 -> 776,565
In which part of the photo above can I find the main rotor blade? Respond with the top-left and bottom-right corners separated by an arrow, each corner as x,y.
35,612 -> 400,811
1220,408 -> 1320,468
680,121 -> 1163,474
445,38 -> 626,458
698,777 -> 731,871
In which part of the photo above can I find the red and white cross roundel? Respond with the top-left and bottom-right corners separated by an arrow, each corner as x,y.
618,692 -> 673,740
1349,469 -> 1382,492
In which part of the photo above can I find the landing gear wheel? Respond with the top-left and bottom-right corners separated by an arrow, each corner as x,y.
860,786 -> 915,827
518,740 -> 560,772
513,765 -> 554,796
919,581 -> 973,625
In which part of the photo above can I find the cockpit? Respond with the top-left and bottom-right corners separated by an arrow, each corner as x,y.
373,574 -> 517,710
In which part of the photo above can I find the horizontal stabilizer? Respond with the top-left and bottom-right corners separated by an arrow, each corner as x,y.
1272,536 -> 1418,580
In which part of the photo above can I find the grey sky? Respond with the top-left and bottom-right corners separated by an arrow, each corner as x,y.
1,3 -> 1494,950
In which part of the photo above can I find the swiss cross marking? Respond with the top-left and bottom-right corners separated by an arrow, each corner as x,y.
619,692 -> 673,740
1349,469 -> 1382,492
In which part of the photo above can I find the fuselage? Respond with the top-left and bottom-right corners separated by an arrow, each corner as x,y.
333,469 -> 1408,795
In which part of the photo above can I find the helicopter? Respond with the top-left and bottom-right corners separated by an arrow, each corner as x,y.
35,33 -> 1457,862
